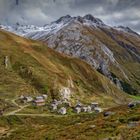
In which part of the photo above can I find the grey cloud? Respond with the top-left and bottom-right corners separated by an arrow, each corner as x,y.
0,0 -> 140,33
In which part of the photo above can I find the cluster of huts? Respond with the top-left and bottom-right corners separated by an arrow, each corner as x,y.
50,99 -> 70,115
19,94 -> 48,106
2,95 -> 139,117
49,100 -> 102,115
19,94 -> 103,115
74,102 -> 102,114
48,98 -> 103,115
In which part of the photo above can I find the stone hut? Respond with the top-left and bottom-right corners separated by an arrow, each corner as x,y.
42,94 -> 48,99
82,106 -> 88,112
33,96 -> 45,106
33,99 -> 45,106
74,106 -> 81,114
50,103 -> 58,110
20,96 -> 33,103
94,107 -> 102,113
75,101 -> 82,108
87,106 -> 92,113
91,102 -> 99,110
58,107 -> 67,115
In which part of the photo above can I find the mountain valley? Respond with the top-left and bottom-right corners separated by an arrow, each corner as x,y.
0,14 -> 140,140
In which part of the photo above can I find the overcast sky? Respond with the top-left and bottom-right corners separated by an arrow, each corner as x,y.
0,0 -> 140,33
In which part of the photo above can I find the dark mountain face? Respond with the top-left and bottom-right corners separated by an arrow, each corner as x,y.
83,14 -> 105,25
55,15 -> 72,24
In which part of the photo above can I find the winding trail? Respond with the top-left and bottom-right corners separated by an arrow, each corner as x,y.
4,99 -> 65,117
4,99 -> 29,116
12,113 -> 66,117
5,105 -> 29,116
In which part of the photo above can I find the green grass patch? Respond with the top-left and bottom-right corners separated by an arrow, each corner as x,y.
130,95 -> 140,100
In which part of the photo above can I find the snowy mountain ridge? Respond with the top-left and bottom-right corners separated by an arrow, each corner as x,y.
1,14 -> 138,38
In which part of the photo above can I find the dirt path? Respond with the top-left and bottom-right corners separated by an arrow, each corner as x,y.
11,99 -> 19,107
13,113 -> 65,117
5,105 -> 29,116
4,98 -> 62,117
4,98 -> 29,116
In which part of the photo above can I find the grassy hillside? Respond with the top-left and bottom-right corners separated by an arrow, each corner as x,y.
80,25 -> 140,95
97,27 -> 140,95
0,28 -> 139,140
0,29 -> 130,111
0,104 -> 140,140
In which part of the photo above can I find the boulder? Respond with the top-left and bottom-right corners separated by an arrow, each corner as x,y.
60,87 -> 71,101
103,111 -> 114,117
128,102 -> 136,108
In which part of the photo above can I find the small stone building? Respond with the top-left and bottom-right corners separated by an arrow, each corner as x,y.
58,107 -> 67,115
36,96 -> 44,100
94,107 -> 102,113
20,96 -> 33,103
50,103 -> 58,110
87,106 -> 92,113
33,99 -> 45,106
91,102 -> 99,110
82,106 -> 88,112
42,94 -> 48,99
74,107 -> 81,114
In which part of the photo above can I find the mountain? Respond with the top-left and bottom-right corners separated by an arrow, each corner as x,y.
0,28 -> 131,112
1,14 -> 140,95
0,16 -> 140,140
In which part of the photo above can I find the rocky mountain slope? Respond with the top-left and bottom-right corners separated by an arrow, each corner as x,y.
0,29 -> 131,111
1,14 -> 140,95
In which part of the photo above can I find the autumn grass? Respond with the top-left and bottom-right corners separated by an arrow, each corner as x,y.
0,105 -> 140,140
0,29 -> 130,111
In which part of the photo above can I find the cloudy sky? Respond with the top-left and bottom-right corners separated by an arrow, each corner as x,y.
0,0 -> 140,33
